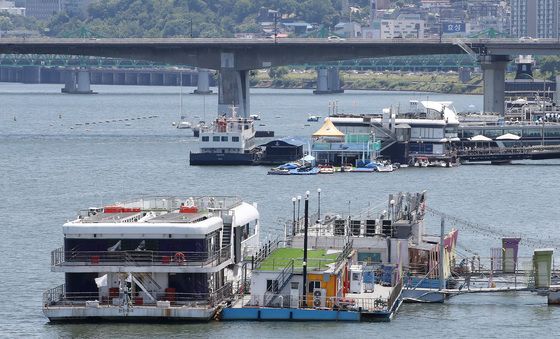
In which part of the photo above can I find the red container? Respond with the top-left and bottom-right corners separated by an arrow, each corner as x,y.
104,206 -> 123,213
134,296 -> 143,305
109,287 -> 119,298
161,256 -> 171,264
179,206 -> 198,213
165,288 -> 176,302
90,255 -> 100,264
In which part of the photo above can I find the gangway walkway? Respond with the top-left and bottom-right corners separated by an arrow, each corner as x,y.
458,145 -> 560,162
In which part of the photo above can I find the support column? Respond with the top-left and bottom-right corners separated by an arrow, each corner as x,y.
150,72 -> 163,86
61,70 -> 94,94
76,70 -> 93,93
22,66 -> 41,84
193,68 -> 213,94
101,72 -> 114,85
218,69 -> 250,117
480,55 -> 510,116
0,66 -> 8,82
314,67 -> 344,94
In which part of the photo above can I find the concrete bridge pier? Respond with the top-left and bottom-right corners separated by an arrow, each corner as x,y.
125,72 -> 138,85
150,72 -> 163,85
193,68 -> 213,94
314,67 -> 344,94
7,67 -> 19,82
114,72 -> 125,85
218,68 -> 250,117
61,70 -> 94,94
138,73 -> 150,86
101,72 -> 114,85
0,66 -> 9,82
480,55 -> 510,116
22,66 -> 41,84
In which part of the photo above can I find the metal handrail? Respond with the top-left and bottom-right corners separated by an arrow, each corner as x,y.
245,294 -> 394,313
264,259 -> 294,306
51,245 -> 231,267
43,282 -> 233,308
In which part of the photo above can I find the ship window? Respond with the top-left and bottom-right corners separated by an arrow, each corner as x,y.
202,136 -> 209,142
232,136 -> 240,142
213,136 -> 220,142
308,281 -> 321,293
221,136 -> 228,142
267,279 -> 279,293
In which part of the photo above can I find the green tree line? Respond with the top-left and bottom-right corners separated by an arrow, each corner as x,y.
44,0 -> 373,38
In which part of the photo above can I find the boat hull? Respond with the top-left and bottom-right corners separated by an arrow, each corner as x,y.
44,305 -> 217,323
189,152 -> 255,165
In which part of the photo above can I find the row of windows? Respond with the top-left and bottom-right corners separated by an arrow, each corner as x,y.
201,136 -> 240,142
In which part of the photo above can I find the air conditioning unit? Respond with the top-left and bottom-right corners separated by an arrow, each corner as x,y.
312,289 -> 326,308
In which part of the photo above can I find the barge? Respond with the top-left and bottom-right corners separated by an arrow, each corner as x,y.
43,196 -> 260,322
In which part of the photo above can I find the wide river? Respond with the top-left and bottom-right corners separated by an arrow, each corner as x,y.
1,84 -> 559,338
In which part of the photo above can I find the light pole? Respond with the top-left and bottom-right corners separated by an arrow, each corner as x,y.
292,197 -> 297,235
317,188 -> 321,223
297,195 -> 302,233
302,191 -> 310,307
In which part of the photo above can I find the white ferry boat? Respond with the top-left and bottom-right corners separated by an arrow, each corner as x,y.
43,196 -> 260,322
190,110 -> 257,165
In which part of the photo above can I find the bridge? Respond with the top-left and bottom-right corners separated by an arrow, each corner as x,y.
0,38 -> 559,117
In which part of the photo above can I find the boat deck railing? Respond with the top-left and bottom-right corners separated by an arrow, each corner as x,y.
240,293 -> 395,313
51,245 -> 231,268
76,196 -> 243,219
43,282 -> 233,308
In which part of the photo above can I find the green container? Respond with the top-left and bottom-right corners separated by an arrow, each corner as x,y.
533,248 -> 554,288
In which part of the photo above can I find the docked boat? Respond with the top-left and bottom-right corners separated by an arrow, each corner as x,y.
318,164 -> 335,174
222,191 -> 456,321
190,109 -> 257,165
176,120 -> 192,129
43,196 -> 260,322
289,166 -> 319,175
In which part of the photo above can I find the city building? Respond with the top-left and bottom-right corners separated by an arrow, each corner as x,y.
25,0 -> 91,20
333,22 -> 362,38
510,0 -> 560,38
0,0 -> 25,15
25,0 -> 63,20
380,14 -> 425,39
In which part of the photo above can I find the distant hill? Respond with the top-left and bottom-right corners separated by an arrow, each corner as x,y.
45,0 -> 372,38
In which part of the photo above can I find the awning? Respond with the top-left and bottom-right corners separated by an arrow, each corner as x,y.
312,118 -> 345,138
496,133 -> 521,140
469,135 -> 492,141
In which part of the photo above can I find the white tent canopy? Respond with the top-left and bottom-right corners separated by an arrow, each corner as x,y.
469,135 -> 492,141
496,133 -> 521,140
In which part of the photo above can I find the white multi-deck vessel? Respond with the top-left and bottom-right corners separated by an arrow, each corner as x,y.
43,196 -> 259,322
190,111 -> 257,165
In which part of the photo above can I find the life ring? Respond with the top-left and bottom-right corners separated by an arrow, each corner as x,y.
174,252 -> 186,264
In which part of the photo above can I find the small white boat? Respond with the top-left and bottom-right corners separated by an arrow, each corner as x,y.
376,164 -> 394,172
250,114 -> 261,120
318,164 -> 335,174
307,115 -> 320,122
176,120 -> 192,129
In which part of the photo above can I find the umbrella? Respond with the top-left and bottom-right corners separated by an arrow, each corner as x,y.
496,133 -> 521,140
469,135 -> 492,141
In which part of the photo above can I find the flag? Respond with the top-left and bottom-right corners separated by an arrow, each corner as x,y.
94,274 -> 108,288
107,240 -> 121,252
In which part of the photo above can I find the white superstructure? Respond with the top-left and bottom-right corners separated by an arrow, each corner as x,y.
43,196 -> 259,322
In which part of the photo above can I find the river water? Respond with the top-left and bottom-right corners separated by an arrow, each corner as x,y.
1,84 -> 559,338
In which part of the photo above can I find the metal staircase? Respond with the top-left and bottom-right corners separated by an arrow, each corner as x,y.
264,259 -> 295,306
222,224 -> 232,246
